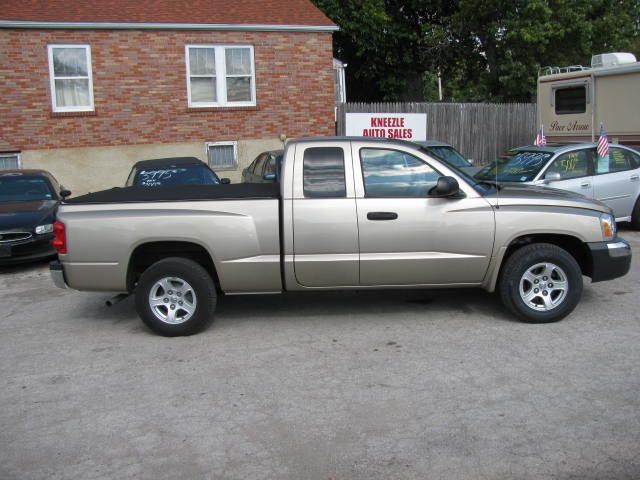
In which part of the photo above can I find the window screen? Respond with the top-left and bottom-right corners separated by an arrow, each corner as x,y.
186,45 -> 255,107
303,147 -> 346,198
555,86 -> 586,114
0,154 -> 20,170
48,45 -> 93,112
207,142 -> 237,170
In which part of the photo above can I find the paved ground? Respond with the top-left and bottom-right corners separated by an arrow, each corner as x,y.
1,231 -> 639,480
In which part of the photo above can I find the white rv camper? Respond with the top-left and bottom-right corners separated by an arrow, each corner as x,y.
537,53 -> 640,149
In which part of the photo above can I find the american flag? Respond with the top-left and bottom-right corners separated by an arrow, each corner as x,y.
534,125 -> 546,146
597,123 -> 609,158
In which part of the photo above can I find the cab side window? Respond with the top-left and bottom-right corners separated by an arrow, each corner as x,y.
596,147 -> 637,174
545,150 -> 592,180
360,148 -> 439,197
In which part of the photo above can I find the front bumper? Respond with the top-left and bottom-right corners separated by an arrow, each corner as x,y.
0,234 -> 56,265
50,260 -> 69,289
587,238 -> 632,283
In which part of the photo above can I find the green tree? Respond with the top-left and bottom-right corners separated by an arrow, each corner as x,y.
314,0 -> 640,102
314,0 -> 460,101
451,0 -> 640,100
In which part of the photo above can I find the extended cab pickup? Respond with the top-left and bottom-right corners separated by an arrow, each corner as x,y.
50,138 -> 632,336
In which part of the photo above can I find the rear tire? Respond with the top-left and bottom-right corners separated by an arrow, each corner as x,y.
498,243 -> 582,324
135,257 -> 216,336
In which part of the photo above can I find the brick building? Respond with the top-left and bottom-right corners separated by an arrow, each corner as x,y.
0,0 -> 337,193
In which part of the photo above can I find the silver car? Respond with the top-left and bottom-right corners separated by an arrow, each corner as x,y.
475,143 -> 640,226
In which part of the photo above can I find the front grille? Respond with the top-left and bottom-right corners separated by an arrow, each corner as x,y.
0,232 -> 32,243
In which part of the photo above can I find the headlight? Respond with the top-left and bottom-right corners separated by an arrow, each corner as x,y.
600,213 -> 616,241
35,224 -> 53,235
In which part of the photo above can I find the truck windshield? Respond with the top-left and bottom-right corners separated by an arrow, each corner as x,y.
0,176 -> 55,202
135,165 -> 220,187
475,151 -> 554,182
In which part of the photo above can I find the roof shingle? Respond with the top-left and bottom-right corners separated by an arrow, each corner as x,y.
0,0 -> 335,27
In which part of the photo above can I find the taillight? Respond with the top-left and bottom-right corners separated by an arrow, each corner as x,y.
52,220 -> 67,254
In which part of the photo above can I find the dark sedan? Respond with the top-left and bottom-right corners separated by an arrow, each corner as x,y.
125,157 -> 229,187
0,170 -> 64,265
242,150 -> 283,183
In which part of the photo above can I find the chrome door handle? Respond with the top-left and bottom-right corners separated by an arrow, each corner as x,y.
580,183 -> 591,188
630,175 -> 639,181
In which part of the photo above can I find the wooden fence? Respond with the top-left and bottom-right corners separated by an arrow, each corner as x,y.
336,102 -> 537,165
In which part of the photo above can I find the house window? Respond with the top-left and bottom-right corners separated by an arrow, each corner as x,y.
554,86 -> 586,115
0,153 -> 20,170
47,45 -> 94,112
186,45 -> 256,107
207,141 -> 238,170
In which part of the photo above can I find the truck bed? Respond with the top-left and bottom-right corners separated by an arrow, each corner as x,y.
57,184 -> 282,294
66,183 -> 280,204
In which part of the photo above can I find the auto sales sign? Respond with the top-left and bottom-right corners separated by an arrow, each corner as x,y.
345,113 -> 427,141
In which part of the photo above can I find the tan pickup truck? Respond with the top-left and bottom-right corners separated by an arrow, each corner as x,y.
50,138 -> 631,336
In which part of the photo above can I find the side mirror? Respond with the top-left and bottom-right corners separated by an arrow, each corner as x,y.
60,188 -> 72,199
431,176 -> 461,197
220,178 -> 231,184
263,173 -> 277,182
544,172 -> 561,184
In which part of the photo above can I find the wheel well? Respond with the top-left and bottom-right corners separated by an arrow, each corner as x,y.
501,234 -> 592,278
127,241 -> 220,292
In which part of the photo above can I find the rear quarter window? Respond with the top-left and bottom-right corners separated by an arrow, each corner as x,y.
303,147 -> 346,198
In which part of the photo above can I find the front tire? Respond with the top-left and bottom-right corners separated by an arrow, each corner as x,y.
135,257 -> 217,336
498,243 -> 583,324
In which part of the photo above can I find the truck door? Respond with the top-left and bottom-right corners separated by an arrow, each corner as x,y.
292,141 -> 360,287
352,144 -> 495,286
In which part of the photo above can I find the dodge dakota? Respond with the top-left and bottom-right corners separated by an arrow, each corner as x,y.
50,138 -> 632,336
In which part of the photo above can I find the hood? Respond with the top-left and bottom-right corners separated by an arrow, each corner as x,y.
483,184 -> 611,214
0,200 -> 57,231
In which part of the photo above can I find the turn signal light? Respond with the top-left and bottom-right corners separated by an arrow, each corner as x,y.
600,213 -> 616,241
52,220 -> 67,254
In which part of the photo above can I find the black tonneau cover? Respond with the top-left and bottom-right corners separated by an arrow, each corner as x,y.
65,183 -> 280,204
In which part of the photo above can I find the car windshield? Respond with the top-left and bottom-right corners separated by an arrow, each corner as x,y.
134,164 -> 220,187
475,151 -> 554,182
426,146 -> 471,168
0,175 -> 55,202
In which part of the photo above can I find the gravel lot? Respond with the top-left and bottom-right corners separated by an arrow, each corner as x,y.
1,230 -> 639,480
